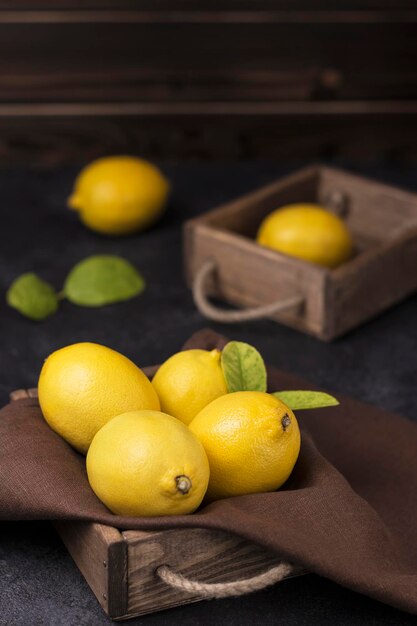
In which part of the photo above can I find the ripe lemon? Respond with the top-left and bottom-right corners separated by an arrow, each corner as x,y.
68,156 -> 169,235
38,342 -> 160,454
257,203 -> 353,268
189,391 -> 300,500
152,349 -> 228,425
86,410 -> 210,516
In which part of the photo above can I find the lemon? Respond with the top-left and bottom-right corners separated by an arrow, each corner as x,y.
38,342 -> 160,454
189,391 -> 300,500
86,410 -> 210,516
257,203 -> 353,268
68,156 -> 169,235
152,349 -> 228,425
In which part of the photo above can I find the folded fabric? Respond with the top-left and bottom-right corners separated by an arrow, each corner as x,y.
0,329 -> 416,614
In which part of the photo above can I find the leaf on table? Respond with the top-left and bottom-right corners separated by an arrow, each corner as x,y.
221,341 -> 267,393
63,255 -> 145,307
272,390 -> 339,410
6,273 -> 58,321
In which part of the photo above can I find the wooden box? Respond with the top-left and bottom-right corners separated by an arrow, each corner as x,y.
10,387 -> 299,621
184,165 -> 417,341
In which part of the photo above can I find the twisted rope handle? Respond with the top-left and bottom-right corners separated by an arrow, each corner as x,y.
192,259 -> 304,323
156,562 -> 293,598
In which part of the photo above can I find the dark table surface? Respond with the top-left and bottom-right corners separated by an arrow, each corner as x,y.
1,161 -> 417,626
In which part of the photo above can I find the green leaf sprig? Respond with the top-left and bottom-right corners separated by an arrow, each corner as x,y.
6,255 -> 145,322
6,273 -> 59,321
221,341 -> 267,393
272,390 -> 339,411
221,340 -> 339,412
63,255 -> 145,307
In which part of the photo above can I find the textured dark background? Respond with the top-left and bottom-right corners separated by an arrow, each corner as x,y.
1,2 -> 417,164
0,161 -> 417,625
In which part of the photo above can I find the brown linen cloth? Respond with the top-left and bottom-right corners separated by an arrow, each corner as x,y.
1,329 -> 416,614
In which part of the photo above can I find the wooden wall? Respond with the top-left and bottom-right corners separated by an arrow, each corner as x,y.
1,1 -> 417,164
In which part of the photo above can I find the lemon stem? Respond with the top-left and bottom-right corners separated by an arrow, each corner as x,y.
281,413 -> 291,431
176,475 -> 192,495
68,194 -> 81,211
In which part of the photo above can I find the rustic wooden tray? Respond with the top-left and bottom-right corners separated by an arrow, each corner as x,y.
184,165 -> 417,340
10,387 -> 302,621
55,521 -> 295,620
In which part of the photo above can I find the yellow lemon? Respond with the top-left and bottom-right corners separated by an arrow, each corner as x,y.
189,391 -> 300,501
68,156 -> 169,235
38,342 -> 160,454
257,203 -> 353,268
152,349 -> 228,425
86,410 -> 210,516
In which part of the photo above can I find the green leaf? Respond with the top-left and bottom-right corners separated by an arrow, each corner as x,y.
64,255 -> 145,307
221,341 -> 267,393
6,273 -> 58,321
272,390 -> 339,411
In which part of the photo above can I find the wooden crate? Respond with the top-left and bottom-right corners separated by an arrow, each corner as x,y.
10,387 -> 301,620
184,165 -> 417,340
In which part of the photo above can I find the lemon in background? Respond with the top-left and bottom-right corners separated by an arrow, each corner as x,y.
87,410 -> 210,516
38,342 -> 160,454
152,349 -> 228,425
68,156 -> 169,235
189,391 -> 300,501
257,203 -> 353,268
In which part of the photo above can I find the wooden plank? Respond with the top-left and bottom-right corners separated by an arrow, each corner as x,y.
0,10 -> 416,23
121,527 -> 298,619
0,75 -> 316,106
0,10 -> 414,165
0,1 -> 416,12
319,166 -> 417,243
55,521 -> 128,619
327,229 -> 417,338
0,22 -> 415,103
1,114 -> 417,165
1,101 -> 417,116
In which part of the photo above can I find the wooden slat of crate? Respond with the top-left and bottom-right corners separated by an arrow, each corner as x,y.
54,521 -> 297,620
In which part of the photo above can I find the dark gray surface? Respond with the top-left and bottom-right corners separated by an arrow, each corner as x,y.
0,161 -> 416,625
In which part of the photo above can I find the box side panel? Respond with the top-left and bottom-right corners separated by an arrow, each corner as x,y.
319,167 -> 417,247
123,528 -> 300,618
185,222 -> 328,338
328,231 -> 417,338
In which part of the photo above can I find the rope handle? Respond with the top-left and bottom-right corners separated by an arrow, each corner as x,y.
192,259 -> 304,323
157,561 -> 293,598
